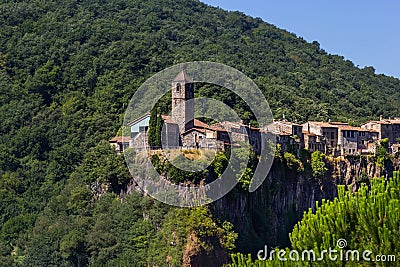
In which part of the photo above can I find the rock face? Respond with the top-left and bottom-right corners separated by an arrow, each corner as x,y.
118,154 -> 400,265
211,156 -> 400,255
182,232 -> 227,267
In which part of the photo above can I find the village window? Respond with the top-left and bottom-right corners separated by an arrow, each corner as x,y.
176,83 -> 181,92
139,126 -> 148,132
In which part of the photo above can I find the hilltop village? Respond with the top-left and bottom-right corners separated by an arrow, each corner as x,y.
110,71 -> 400,157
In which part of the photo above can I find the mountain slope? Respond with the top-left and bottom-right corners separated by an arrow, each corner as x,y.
0,0 -> 400,266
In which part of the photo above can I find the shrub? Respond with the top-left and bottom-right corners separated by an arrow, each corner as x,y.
284,152 -> 304,172
310,151 -> 328,178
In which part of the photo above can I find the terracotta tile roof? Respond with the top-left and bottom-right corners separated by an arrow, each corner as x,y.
274,120 -> 301,126
307,121 -> 338,128
338,125 -> 363,131
182,128 -> 206,134
209,123 -> 227,132
161,115 -> 211,130
362,119 -> 400,126
387,119 -> 400,124
307,121 -> 349,128
266,128 -> 291,136
365,120 -> 391,125
194,119 -> 210,129
329,121 -> 349,126
110,136 -> 131,143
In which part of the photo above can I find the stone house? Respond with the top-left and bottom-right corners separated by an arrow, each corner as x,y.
210,121 -> 262,154
337,125 -> 360,155
356,128 -> 378,154
109,136 -> 131,154
263,121 -> 303,155
302,122 -> 379,156
302,130 -> 326,153
361,117 -> 400,145
180,119 -> 225,150
302,121 -> 346,155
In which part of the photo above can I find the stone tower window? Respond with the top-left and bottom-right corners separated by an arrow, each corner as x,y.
176,83 -> 181,92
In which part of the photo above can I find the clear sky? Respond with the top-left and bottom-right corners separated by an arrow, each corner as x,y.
200,0 -> 400,78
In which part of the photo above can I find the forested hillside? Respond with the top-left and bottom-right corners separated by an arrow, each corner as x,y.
1,0 -> 400,266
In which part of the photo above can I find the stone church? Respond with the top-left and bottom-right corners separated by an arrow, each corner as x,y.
168,70 -> 228,150
111,70 -> 262,153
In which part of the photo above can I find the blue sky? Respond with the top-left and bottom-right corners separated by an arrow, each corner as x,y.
201,0 -> 400,78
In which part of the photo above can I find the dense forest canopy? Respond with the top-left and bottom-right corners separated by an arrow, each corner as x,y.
0,0 -> 400,266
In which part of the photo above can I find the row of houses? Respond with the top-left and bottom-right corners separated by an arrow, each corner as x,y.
268,117 -> 400,156
111,116 -> 400,156
110,70 -> 400,156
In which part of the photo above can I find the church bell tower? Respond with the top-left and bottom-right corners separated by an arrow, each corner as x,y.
172,70 -> 194,132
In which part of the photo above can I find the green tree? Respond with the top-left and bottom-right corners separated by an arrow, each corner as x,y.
376,138 -> 390,167
290,172 -> 400,266
148,107 -> 158,148
311,151 -> 328,178
155,107 -> 163,148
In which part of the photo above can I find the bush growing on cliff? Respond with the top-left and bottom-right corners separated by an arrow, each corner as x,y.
310,151 -> 328,178
284,152 -> 304,172
148,206 -> 237,266
375,138 -> 391,167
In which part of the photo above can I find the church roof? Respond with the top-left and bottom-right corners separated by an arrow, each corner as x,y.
194,119 -> 210,129
173,70 -> 193,83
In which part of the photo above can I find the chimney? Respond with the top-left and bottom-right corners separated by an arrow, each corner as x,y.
380,115 -> 383,121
